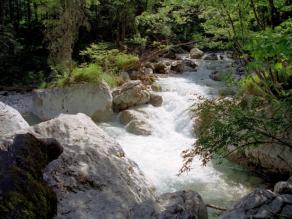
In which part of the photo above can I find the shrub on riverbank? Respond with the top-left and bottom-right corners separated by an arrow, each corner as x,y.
80,43 -> 139,73
183,96 -> 292,167
180,14 -> 292,175
41,63 -> 118,88
41,43 -> 140,88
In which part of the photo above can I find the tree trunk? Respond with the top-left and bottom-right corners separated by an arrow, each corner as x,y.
0,0 -> 8,25
9,0 -> 13,24
33,2 -> 38,22
268,0 -> 279,27
27,0 -> 32,28
250,0 -> 264,29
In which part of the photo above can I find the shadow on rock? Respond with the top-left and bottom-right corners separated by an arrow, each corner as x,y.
0,133 -> 63,219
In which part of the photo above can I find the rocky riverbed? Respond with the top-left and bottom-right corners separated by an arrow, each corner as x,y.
1,48 -> 291,219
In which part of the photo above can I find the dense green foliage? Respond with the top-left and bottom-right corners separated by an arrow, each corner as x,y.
180,0 -> 292,172
0,0 -> 204,86
80,43 -> 139,73
180,96 -> 292,170
43,63 -> 117,88
43,43 -> 139,88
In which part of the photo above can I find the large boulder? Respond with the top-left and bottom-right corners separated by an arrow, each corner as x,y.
219,188 -> 292,219
0,101 -> 29,137
113,80 -> 151,111
190,48 -> 204,59
229,142 -> 292,177
32,82 -> 113,122
29,113 -> 156,219
119,110 -> 152,136
0,133 -> 63,219
244,143 -> 292,176
119,109 -> 148,125
130,190 -> 208,219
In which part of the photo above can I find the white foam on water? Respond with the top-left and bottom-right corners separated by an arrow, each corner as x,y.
101,57 -> 264,211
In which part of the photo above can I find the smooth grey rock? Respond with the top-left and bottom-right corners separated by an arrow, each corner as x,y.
190,48 -> 204,59
244,143 -> 292,176
32,82 -> 113,122
119,110 -> 138,125
113,80 -> 151,111
149,93 -> 163,107
29,113 -> 156,219
119,109 -> 152,136
119,109 -> 148,125
229,137 -> 292,176
126,119 -> 152,136
0,101 -> 29,138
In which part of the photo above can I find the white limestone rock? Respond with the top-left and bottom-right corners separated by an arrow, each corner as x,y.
32,82 -> 113,122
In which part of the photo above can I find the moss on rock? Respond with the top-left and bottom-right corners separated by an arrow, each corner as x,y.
0,134 -> 63,219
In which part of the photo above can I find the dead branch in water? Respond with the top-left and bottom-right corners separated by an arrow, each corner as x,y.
206,204 -> 227,212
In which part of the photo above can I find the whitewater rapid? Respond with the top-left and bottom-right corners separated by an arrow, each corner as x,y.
101,57 -> 264,213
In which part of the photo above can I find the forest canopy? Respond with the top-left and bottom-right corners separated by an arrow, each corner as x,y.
0,0 -> 291,87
